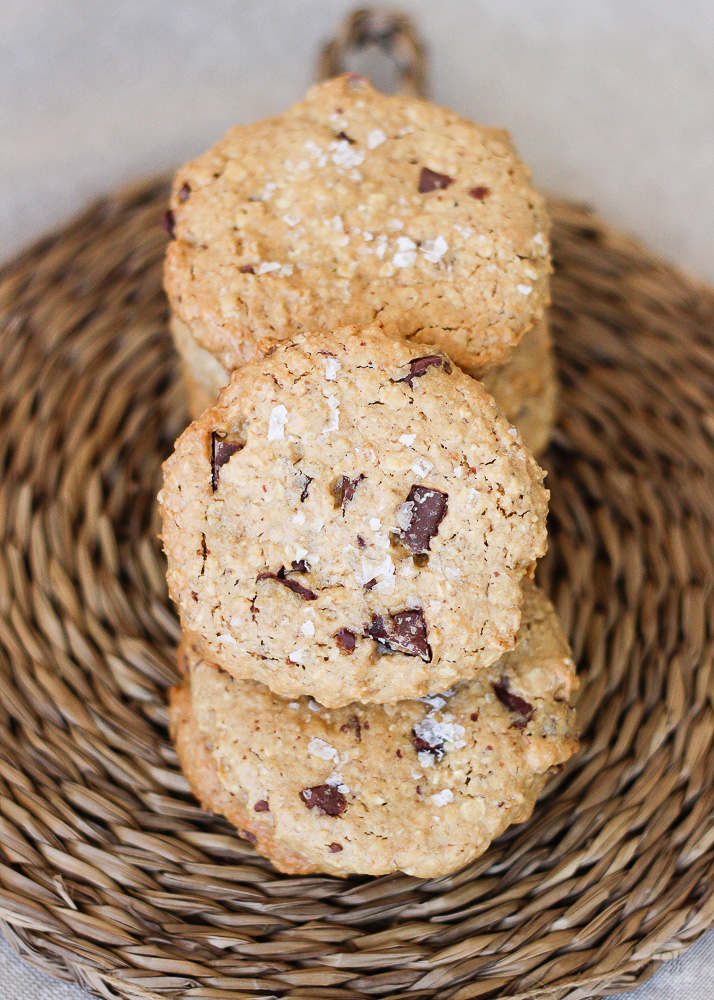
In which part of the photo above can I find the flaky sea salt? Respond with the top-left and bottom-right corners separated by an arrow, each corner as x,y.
517,284 -> 533,295
431,789 -> 454,807
399,433 -> 416,446
367,128 -> 387,149
323,357 -> 341,380
267,404 -> 288,440
421,236 -> 448,264
330,139 -> 364,169
393,236 -> 417,268
396,501 -> 414,531
304,140 -> 328,167
307,737 -> 338,760
288,648 -> 305,664
322,394 -> 340,434
257,261 -> 281,274
411,457 -> 433,477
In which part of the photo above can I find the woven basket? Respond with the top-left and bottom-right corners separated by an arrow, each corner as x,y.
3,11 -> 714,1000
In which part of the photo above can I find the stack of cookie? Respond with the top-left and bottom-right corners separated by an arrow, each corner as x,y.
159,76 -> 578,878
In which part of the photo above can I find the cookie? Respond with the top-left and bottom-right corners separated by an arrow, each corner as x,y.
481,318 -> 557,456
170,581 -> 578,878
159,325 -> 549,706
164,73 -> 550,379
175,313 -> 557,456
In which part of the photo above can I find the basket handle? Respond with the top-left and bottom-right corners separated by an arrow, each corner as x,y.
317,7 -> 427,98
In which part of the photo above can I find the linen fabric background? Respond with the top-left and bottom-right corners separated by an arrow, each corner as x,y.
1,2 -> 713,997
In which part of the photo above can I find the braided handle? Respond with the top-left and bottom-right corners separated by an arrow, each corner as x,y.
317,7 -> 427,98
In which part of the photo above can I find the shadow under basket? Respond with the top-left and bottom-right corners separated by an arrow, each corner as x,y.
1,177 -> 714,1000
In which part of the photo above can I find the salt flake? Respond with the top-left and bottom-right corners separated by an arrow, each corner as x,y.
307,737 -> 338,760
411,457 -> 433,477
257,261 -> 281,275
421,236 -> 448,264
268,404 -> 288,440
330,139 -> 364,169
367,128 -> 387,149
322,394 -> 340,435
323,357 -> 341,380
393,236 -> 417,268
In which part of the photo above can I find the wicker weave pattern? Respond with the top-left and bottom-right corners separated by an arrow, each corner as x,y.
0,179 -> 713,999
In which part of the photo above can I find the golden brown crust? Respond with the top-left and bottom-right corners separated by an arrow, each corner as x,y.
169,681 -> 317,875
170,582 -> 579,878
174,313 -> 558,455
165,74 -> 550,377
159,325 -> 549,706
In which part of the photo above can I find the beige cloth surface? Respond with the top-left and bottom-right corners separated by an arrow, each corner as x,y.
1,2 -> 713,997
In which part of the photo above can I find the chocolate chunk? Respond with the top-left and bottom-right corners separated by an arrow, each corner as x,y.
412,731 -> 445,762
470,712 -> 480,722
332,474 -> 365,510
469,185 -> 490,200
399,485 -> 448,554
340,714 -> 362,741
211,433 -> 243,489
335,629 -> 356,653
335,131 -> 355,144
257,568 -> 317,601
364,615 -> 389,641
396,355 -> 451,389
161,209 -> 176,238
329,842 -> 343,853
396,748 -> 402,758
356,535 -> 366,549
290,560 -> 308,573
253,800 -> 270,812
300,474 -> 313,502
364,610 -> 431,661
300,784 -> 347,817
239,264 -> 256,274
418,167 -> 454,193
178,183 -> 191,202
493,677 -> 534,728
363,578 -> 377,591
390,609 -> 431,660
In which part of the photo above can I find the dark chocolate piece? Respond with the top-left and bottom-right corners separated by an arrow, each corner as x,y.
335,629 -> 357,653
257,568 -> 317,601
300,785 -> 347,817
399,486 -> 448,553
418,167 -> 454,193
396,355 -> 451,389
390,609 -> 431,660
211,433 -> 242,489
493,677 -> 534,728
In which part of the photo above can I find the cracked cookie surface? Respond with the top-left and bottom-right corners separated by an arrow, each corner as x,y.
164,74 -> 550,376
159,325 -> 549,706
170,581 -> 578,878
